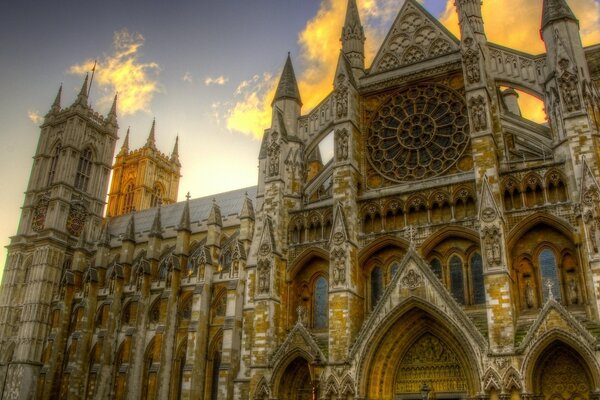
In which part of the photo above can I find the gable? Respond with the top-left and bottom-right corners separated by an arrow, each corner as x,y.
370,0 -> 459,75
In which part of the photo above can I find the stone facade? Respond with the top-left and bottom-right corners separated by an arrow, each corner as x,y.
2,0 -> 600,399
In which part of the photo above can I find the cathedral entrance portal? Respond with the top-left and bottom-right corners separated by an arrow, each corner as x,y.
278,356 -> 314,400
534,343 -> 592,400
395,333 -> 467,399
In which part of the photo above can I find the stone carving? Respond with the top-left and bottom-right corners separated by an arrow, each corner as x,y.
401,269 -> 423,290
268,132 -> 280,177
568,277 -> 579,305
32,194 -> 50,232
335,74 -> 348,119
257,260 -> 270,296
335,129 -> 349,162
558,59 -> 582,113
484,227 -> 502,267
481,207 -> 497,223
463,38 -> 481,84
332,248 -> 346,286
469,95 -> 487,131
66,203 -> 87,237
367,84 -> 470,182
525,280 -> 535,309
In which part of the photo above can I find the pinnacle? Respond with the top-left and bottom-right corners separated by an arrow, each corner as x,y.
272,53 -> 302,106
75,73 -> 89,107
542,0 -> 577,30
145,118 -> 157,150
109,93 -> 118,116
171,135 -> 180,165
52,84 -> 62,111
119,128 -> 130,156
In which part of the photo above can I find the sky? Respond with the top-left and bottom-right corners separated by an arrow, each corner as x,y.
0,0 -> 599,280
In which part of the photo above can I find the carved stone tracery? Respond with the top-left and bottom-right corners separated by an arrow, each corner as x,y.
367,84 -> 470,182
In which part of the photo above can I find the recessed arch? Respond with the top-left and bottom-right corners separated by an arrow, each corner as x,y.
358,235 -> 409,266
522,332 -> 600,395
420,225 -> 480,256
355,298 -> 483,398
507,213 -> 577,250
287,248 -> 329,281
271,350 -> 316,399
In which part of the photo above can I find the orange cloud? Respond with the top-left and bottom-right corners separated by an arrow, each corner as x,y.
27,110 -> 43,125
226,73 -> 276,139
227,0 -> 599,138
69,29 -> 160,115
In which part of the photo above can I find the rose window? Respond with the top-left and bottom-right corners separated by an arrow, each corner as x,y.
367,84 -> 470,182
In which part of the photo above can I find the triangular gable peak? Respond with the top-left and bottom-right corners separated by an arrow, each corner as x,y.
269,318 -> 326,368
349,248 -> 486,361
518,298 -> 596,352
329,202 -> 350,245
479,175 -> 503,224
370,0 -> 459,75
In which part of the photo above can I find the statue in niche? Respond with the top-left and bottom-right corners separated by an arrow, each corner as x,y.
136,271 -> 144,292
257,260 -> 270,295
268,133 -> 280,177
463,49 -> 481,84
109,274 -> 116,294
336,130 -> 349,161
469,96 -> 487,132
568,277 -> 579,305
584,211 -> 599,253
484,228 -> 502,267
335,74 -> 349,119
525,279 -> 535,309
333,256 -> 346,286
558,59 -> 582,113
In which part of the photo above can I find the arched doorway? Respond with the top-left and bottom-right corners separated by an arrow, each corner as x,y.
534,343 -> 593,400
278,357 -> 313,400
360,306 -> 480,399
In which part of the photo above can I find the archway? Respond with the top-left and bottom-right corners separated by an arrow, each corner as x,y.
532,342 -> 593,400
358,305 -> 480,399
278,356 -> 313,400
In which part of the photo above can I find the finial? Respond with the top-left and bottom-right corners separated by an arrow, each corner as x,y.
186,192 -> 191,201
272,53 -> 302,107
145,118 -> 157,150
178,194 -> 191,232
296,305 -> 306,325
545,279 -> 555,302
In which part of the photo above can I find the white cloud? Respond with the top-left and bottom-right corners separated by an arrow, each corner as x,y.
69,29 -> 160,115
204,76 -> 229,86
28,110 -> 43,125
182,72 -> 193,83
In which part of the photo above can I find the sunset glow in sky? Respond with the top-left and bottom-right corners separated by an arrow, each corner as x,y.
0,0 -> 599,278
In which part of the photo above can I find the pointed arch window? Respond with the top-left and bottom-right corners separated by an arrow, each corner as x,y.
371,266 -> 384,309
150,184 -> 162,208
210,350 -> 221,400
47,144 -> 61,185
313,276 -> 329,329
390,262 -> 400,279
122,183 -> 135,214
74,147 -> 93,192
470,253 -> 485,304
539,248 -> 561,302
449,255 -> 465,305
430,258 -> 442,280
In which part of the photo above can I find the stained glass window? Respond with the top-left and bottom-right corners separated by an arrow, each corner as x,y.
470,253 -> 485,304
539,249 -> 561,302
313,276 -> 328,329
449,255 -> 465,304
390,262 -> 400,279
430,258 -> 442,280
371,266 -> 384,309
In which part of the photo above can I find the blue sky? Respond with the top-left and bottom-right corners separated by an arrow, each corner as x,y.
0,0 -> 597,278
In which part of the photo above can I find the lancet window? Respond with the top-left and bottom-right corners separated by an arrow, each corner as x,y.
74,147 -> 93,192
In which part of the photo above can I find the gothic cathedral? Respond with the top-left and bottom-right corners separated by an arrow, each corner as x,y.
1,0 -> 600,399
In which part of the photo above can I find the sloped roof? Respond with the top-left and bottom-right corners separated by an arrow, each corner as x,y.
107,186 -> 257,240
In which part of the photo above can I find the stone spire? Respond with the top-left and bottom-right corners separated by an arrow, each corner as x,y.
75,73 -> 89,107
240,192 -> 255,220
106,94 -> 118,127
49,84 -> 62,114
177,193 -> 191,232
118,128 -> 130,156
272,53 -> 302,106
97,221 -> 111,247
149,205 -> 163,238
123,212 -> 136,242
145,118 -> 157,150
341,0 -> 365,70
541,0 -> 577,30
171,135 -> 180,166
207,199 -> 222,227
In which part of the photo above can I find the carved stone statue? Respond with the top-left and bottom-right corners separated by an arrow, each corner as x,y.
525,280 -> 535,309
335,74 -> 349,119
469,96 -> 487,132
268,133 -> 280,177
333,257 -> 346,286
568,277 -> 579,305
335,130 -> 349,162
257,260 -> 270,295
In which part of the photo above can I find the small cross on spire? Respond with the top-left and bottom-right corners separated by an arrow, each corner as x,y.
186,192 -> 191,201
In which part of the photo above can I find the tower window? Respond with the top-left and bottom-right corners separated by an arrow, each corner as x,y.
150,184 -> 162,208
47,144 -> 61,185
313,276 -> 328,330
74,147 -> 93,192
122,183 -> 135,214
